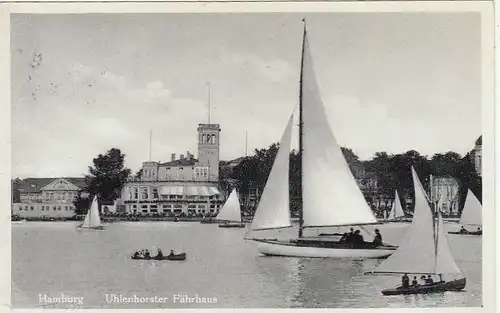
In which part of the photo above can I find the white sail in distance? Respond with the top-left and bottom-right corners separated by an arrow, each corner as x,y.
369,167 -> 437,275
300,30 -> 377,228
389,190 -> 405,219
81,196 -> 102,228
459,189 -> 482,227
250,115 -> 294,231
215,188 -> 242,223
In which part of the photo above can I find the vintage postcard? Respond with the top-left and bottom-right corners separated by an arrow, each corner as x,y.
0,1 -> 495,311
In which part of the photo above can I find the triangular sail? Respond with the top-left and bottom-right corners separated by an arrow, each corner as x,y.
435,212 -> 462,277
250,115 -> 294,231
389,190 -> 405,219
369,167 -> 437,275
81,196 -> 102,228
215,189 -> 242,223
300,30 -> 377,228
459,189 -> 482,227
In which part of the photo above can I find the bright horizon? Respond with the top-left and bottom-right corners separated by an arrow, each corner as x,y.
11,13 -> 481,178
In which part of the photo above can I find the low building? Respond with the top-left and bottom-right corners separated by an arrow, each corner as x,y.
12,177 -> 86,218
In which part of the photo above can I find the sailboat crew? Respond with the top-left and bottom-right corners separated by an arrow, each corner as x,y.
373,229 -> 383,246
401,274 -> 410,288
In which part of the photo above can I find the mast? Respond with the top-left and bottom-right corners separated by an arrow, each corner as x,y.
149,130 -> 152,161
298,19 -> 306,238
207,81 -> 211,124
245,130 -> 248,157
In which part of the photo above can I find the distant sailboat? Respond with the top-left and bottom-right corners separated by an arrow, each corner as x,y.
366,167 -> 466,295
385,190 -> 409,223
448,189 -> 482,236
244,21 -> 397,259
216,188 -> 245,228
77,196 -> 105,230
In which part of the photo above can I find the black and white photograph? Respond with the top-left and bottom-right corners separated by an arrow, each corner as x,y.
4,1 -> 495,310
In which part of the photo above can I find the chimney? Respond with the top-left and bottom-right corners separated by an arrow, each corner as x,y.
180,154 -> 185,159
171,153 -> 176,161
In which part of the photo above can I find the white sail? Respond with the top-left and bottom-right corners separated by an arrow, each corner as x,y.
301,31 -> 377,228
369,167 -> 437,274
459,189 -> 482,227
81,196 -> 102,228
251,115 -> 294,231
389,190 -> 405,219
215,188 -> 242,223
435,212 -> 462,277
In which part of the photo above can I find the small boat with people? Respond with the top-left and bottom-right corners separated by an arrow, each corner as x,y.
131,249 -> 187,261
365,167 -> 466,295
215,188 -> 246,228
383,190 -> 411,223
448,189 -> 482,236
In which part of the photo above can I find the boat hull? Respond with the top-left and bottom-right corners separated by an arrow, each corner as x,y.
219,223 -> 245,228
382,278 -> 466,296
77,225 -> 106,230
254,239 -> 397,259
448,231 -> 482,236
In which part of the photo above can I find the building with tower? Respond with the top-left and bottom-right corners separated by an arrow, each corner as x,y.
121,123 -> 223,216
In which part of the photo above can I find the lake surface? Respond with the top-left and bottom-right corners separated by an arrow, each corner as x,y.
12,221 -> 482,308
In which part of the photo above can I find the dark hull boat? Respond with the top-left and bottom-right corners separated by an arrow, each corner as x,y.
131,253 -> 187,261
219,223 -> 245,228
382,278 -> 466,296
448,231 -> 482,236
366,168 -> 467,296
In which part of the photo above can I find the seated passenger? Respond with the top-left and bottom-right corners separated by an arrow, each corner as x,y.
401,274 -> 410,289
459,226 -> 468,234
425,275 -> 434,284
411,276 -> 418,287
373,229 -> 383,246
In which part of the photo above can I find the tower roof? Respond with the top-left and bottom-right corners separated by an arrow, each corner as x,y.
475,135 -> 482,146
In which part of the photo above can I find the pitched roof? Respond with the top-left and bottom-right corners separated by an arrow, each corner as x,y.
18,177 -> 87,193
159,158 -> 197,167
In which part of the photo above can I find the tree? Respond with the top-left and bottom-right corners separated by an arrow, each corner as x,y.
73,191 -> 92,215
135,168 -> 143,180
84,148 -> 132,213
11,178 -> 22,203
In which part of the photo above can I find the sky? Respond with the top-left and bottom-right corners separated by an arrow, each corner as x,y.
11,12 -> 482,178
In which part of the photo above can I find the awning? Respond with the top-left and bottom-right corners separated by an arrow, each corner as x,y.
160,186 -> 184,195
160,185 -> 220,196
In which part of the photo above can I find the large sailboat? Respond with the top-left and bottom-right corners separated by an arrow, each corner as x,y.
366,167 -> 466,295
448,189 -> 482,236
245,22 -> 397,259
77,196 -> 105,230
216,188 -> 245,228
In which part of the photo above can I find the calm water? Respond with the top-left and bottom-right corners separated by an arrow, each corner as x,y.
12,221 -> 482,308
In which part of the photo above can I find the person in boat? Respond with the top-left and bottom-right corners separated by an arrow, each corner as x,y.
155,248 -> 164,260
133,251 -> 140,259
352,230 -> 365,246
425,275 -> 434,284
411,276 -> 418,288
345,228 -> 354,243
372,229 -> 383,246
169,249 -> 175,256
144,250 -> 151,260
459,226 -> 468,234
401,274 -> 410,289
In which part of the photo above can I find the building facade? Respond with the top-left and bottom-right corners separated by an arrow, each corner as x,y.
430,176 -> 460,215
12,177 -> 86,218
473,135 -> 482,176
121,123 -> 223,215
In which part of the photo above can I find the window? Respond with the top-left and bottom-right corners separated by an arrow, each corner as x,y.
41,206 -> 45,211
150,209 -> 158,213
141,205 -> 148,209
206,134 -> 211,143
141,187 -> 148,199
150,205 -> 158,209
211,135 -> 216,144
188,205 -> 196,208
30,206 -> 34,211
19,207 -> 23,211
134,188 -> 138,199
58,206 -> 61,210
152,188 -> 159,199
198,205 -> 206,209
53,207 -> 57,211
202,134 -> 206,143
173,204 -> 182,208
65,207 -> 68,211
163,204 -> 172,208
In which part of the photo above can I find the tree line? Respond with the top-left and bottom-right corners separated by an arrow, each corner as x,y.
221,144 -> 482,216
